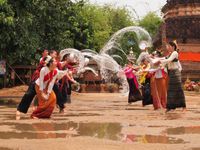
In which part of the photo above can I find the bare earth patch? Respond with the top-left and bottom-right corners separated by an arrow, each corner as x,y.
0,86 -> 200,150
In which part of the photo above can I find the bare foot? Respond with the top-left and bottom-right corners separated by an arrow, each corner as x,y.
32,106 -> 37,111
32,116 -> 39,119
16,111 -> 21,120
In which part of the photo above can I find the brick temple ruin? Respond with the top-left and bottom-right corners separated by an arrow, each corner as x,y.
154,0 -> 200,81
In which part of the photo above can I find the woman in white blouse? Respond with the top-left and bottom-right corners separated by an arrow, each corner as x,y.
31,56 -> 69,119
160,41 -> 186,112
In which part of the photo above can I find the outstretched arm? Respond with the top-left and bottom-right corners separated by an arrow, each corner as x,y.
161,51 -> 178,64
124,68 -> 133,74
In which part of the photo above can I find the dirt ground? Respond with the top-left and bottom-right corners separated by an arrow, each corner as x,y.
0,86 -> 200,150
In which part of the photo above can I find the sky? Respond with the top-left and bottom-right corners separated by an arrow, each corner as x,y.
89,0 -> 167,19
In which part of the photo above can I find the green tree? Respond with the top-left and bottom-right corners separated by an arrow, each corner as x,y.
79,4 -> 135,51
0,0 -> 90,65
1,1 -> 162,66
0,0 -> 14,60
139,12 -> 163,37
79,4 -> 111,51
106,6 -> 135,34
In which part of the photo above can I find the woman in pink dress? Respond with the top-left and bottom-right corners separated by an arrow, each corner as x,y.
124,60 -> 143,104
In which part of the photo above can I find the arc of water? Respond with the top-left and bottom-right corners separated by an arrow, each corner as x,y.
111,55 -> 123,62
78,67 -> 98,77
60,26 -> 152,93
81,49 -> 99,54
100,26 -> 152,55
59,48 -> 85,73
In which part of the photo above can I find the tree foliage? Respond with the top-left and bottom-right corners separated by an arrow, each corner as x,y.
79,4 -> 135,51
0,0 -> 162,65
0,0 -> 90,65
139,12 -> 162,37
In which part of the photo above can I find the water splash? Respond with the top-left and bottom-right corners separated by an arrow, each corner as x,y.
59,48 -> 85,74
100,26 -> 152,56
98,26 -> 152,92
60,26 -> 152,93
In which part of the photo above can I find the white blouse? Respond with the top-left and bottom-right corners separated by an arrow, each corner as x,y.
35,67 -> 68,94
161,51 -> 182,71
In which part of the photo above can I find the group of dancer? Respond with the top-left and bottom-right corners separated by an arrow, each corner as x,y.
16,50 -> 78,119
124,41 -> 186,112
16,40 -> 187,120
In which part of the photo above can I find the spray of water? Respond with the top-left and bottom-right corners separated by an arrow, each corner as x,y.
99,26 -> 152,93
60,26 -> 152,93
100,26 -> 152,55
59,48 -> 85,74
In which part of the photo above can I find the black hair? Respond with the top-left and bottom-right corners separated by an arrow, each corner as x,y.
169,41 -> 177,51
156,51 -> 162,57
128,60 -> 134,65
43,56 -> 48,62
49,50 -> 57,55
62,54 -> 70,61
46,58 -> 54,67
43,49 -> 49,52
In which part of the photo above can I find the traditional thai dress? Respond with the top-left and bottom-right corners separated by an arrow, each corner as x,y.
149,67 -> 167,109
33,60 -> 65,109
155,67 -> 167,109
161,51 -> 186,110
17,57 -> 46,113
150,70 -> 160,110
31,66 -> 67,118
124,66 -> 142,103
139,63 -> 153,106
